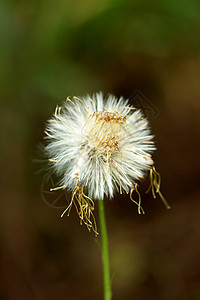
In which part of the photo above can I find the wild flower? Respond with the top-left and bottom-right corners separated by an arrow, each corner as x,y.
44,92 -> 169,235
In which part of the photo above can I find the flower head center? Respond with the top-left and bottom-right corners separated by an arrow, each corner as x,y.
95,109 -> 126,124
85,109 -> 125,159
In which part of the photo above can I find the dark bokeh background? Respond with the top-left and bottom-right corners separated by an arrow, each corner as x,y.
1,0 -> 200,299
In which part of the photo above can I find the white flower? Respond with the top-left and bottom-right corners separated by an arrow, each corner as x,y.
44,92 -> 168,234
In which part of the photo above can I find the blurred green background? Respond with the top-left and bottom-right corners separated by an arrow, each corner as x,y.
1,0 -> 200,299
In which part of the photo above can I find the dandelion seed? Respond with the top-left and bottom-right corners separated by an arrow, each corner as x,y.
43,92 -> 169,235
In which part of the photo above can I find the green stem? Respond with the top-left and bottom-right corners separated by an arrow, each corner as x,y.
98,200 -> 112,300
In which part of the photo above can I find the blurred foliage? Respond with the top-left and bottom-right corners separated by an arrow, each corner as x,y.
1,0 -> 200,104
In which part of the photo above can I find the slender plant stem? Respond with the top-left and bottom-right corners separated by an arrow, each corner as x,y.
98,200 -> 112,300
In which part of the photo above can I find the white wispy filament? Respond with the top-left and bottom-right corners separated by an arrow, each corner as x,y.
44,93 -> 169,234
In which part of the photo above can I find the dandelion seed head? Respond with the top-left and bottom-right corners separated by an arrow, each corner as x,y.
44,92 -> 155,200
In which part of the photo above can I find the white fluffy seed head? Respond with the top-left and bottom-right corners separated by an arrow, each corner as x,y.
44,92 -> 155,200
